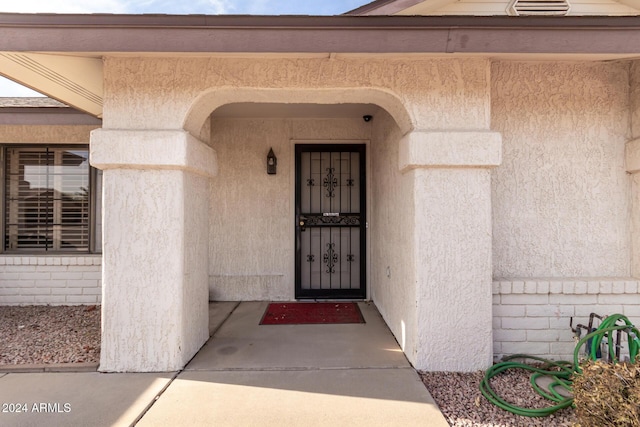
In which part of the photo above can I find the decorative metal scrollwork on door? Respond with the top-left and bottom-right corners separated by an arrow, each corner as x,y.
323,167 -> 338,198
300,215 -> 360,226
323,243 -> 338,274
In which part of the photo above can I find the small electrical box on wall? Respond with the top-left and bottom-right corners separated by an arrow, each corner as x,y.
267,148 -> 277,175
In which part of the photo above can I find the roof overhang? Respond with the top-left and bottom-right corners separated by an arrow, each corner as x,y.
2,14 -> 640,118
0,53 -> 103,118
2,14 -> 640,55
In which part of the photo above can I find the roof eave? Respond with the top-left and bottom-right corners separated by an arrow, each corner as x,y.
2,13 -> 640,120
1,15 -> 640,55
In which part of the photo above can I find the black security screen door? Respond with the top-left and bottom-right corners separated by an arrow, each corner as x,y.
295,144 -> 366,299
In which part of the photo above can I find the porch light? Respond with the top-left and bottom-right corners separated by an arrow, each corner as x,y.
267,148 -> 277,175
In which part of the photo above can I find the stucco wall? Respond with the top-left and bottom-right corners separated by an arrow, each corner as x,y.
183,171 -> 210,362
631,61 -> 640,140
414,167 -> 495,370
100,55 -> 495,371
370,110 -> 418,363
102,56 -> 491,134
633,174 -> 640,277
491,61 -> 631,278
91,129 -> 214,372
490,60 -> 639,362
631,61 -> 640,277
102,55 -> 493,301
208,117 -> 372,301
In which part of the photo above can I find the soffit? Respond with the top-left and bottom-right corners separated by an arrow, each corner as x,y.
0,52 -> 102,118
396,0 -> 459,15
347,0 -> 427,15
619,0 -> 640,9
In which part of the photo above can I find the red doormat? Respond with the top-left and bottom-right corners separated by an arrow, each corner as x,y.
260,302 -> 365,325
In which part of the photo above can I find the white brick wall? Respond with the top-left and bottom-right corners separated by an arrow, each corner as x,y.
493,278 -> 640,362
0,255 -> 102,305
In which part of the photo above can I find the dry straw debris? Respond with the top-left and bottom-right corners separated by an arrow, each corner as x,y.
572,360 -> 640,427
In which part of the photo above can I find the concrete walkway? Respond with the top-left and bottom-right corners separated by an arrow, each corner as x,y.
0,302 -> 448,427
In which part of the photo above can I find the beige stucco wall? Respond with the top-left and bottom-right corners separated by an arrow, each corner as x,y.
491,60 -> 639,362
101,56 -> 494,309
208,117 -> 372,301
630,61 -> 640,277
92,129 -> 215,371
98,55 -> 496,371
491,61 -> 632,278
633,174 -> 640,277
183,171 -> 211,361
102,56 -> 491,134
632,62 -> 640,140
100,168 -> 189,371
370,110 -> 418,362
414,166 -> 495,370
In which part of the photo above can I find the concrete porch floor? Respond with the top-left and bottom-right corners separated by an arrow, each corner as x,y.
0,302 -> 448,426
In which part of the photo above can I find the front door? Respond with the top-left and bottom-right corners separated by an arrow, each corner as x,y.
295,144 -> 366,299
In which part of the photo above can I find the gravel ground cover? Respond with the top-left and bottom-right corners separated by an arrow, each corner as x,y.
420,370 -> 577,427
1,305 -> 579,426
0,305 -> 100,365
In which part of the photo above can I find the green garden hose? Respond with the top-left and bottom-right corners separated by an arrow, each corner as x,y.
480,314 -> 640,417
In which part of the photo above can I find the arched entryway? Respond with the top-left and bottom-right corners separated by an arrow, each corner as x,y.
181,89 -> 412,304
183,87 -> 413,141
93,80 -> 498,373
90,50 -> 501,373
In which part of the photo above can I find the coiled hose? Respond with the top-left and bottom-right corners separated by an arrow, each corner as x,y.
479,314 -> 640,417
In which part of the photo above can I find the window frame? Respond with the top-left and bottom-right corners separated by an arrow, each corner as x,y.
1,143 -> 101,254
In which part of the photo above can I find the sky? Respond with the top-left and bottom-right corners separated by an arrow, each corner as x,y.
0,0 -> 368,96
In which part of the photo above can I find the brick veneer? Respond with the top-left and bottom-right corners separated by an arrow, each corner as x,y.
0,255 -> 102,305
492,279 -> 640,361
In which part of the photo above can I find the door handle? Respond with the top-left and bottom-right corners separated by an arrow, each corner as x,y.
299,220 -> 306,232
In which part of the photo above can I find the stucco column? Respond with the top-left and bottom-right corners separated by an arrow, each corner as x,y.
399,130 -> 502,371
627,138 -> 640,277
90,129 -> 217,372
630,62 -> 640,278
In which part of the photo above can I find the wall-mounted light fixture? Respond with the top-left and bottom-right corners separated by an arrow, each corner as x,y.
267,148 -> 277,175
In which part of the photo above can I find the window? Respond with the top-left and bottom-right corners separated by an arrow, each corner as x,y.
3,146 -> 100,252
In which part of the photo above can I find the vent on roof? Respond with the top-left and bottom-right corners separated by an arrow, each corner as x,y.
507,0 -> 571,15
